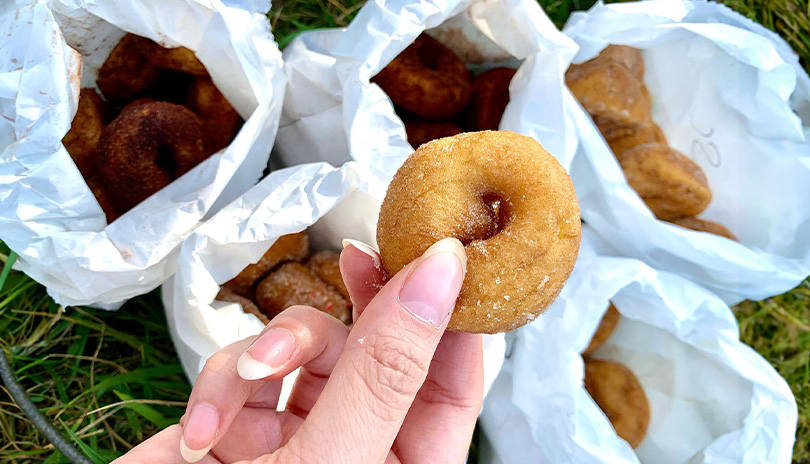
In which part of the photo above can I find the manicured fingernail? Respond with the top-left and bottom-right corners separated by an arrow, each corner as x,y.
236,328 -> 296,380
398,238 -> 466,327
342,239 -> 381,267
180,403 -> 218,462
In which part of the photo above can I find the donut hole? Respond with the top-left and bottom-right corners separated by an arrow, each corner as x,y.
416,44 -> 442,71
155,145 -> 178,177
459,191 -> 513,246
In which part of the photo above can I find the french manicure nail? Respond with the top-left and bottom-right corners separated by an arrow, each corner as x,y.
179,403 -> 218,463
342,239 -> 381,267
236,328 -> 296,380
398,238 -> 466,327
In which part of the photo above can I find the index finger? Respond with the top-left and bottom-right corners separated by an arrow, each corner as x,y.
278,238 -> 467,464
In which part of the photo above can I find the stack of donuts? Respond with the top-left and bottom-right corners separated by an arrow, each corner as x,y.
216,231 -> 352,326
372,34 -> 517,148
581,304 -> 650,449
566,45 -> 736,240
62,34 -> 243,223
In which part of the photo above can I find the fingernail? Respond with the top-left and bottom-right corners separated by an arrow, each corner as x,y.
342,239 -> 381,267
398,238 -> 466,327
179,403 -> 218,462
236,328 -> 296,380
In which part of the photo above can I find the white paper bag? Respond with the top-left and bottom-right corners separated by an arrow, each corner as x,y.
162,161 -> 506,401
480,233 -> 797,463
274,0 -> 580,183
0,0 -> 285,308
558,0 -> 810,304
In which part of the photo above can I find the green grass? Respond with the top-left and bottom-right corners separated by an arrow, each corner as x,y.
2,0 -> 810,462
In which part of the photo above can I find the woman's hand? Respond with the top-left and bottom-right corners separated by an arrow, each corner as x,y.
113,237 -> 483,464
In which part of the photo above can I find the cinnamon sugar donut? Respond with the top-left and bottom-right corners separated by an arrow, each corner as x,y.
224,232 -> 310,296
584,359 -> 650,449
64,89 -> 108,178
466,67 -> 516,131
582,304 -> 620,356
604,121 -> 667,156
566,62 -> 652,130
670,217 -> 737,241
617,143 -> 711,221
373,34 -> 472,120
97,34 -> 161,101
404,121 -> 463,148
377,131 -> 581,333
578,45 -> 645,81
255,263 -> 351,324
96,101 -> 207,210
216,287 -> 269,324
149,46 -> 208,76
308,251 -> 349,300
187,77 -> 242,154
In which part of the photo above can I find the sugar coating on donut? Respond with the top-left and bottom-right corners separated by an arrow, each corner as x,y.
308,251 -> 350,300
377,131 -> 581,333
583,359 -> 650,449
224,231 -> 310,296
255,262 -> 351,324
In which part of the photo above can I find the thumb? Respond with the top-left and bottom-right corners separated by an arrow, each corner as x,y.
276,238 -> 466,464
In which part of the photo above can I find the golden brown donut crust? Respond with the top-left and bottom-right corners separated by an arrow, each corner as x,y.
216,287 -> 269,324
578,45 -> 645,82
149,46 -> 208,76
64,89 -> 108,178
669,217 -> 738,241
224,231 -> 310,296
308,251 -> 349,300
186,77 -> 242,154
617,143 -> 711,221
566,62 -> 652,130
96,101 -> 207,210
373,34 -> 472,120
377,131 -> 581,333
604,121 -> 667,156
584,359 -> 650,449
97,34 -> 161,101
404,121 -> 463,148
466,67 -> 516,131
582,304 -> 620,356
255,263 -> 351,324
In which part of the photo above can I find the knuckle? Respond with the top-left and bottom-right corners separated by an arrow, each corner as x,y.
351,331 -> 430,419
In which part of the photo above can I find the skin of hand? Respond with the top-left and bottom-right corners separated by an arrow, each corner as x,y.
112,237 -> 484,464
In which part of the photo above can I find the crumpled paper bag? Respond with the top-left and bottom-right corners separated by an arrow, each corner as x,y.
162,161 -> 506,403
480,233 -> 797,463
0,0 -> 285,308
560,0 -> 810,304
274,0 -> 579,183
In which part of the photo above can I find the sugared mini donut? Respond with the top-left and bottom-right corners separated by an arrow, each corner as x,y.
64,89 -> 108,178
617,143 -> 711,221
578,45 -> 645,82
604,121 -> 667,156
582,304 -> 620,356
224,232 -> 310,296
216,287 -> 269,324
566,62 -> 651,131
404,121 -> 463,148
149,45 -> 208,76
255,263 -> 351,324
373,34 -> 472,120
96,101 -> 207,211
377,131 -> 581,333
670,217 -> 738,241
97,34 -> 161,101
308,251 -> 350,300
466,67 -> 516,131
584,359 -> 650,449
186,77 -> 242,154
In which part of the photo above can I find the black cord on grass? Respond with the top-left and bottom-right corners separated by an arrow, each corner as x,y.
0,343 -> 95,464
